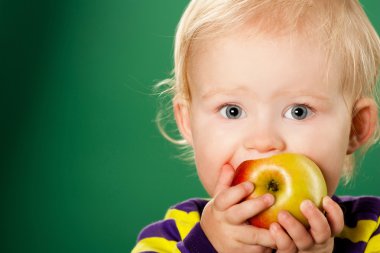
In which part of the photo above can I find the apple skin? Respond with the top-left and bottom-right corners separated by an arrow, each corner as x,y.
232,153 -> 327,229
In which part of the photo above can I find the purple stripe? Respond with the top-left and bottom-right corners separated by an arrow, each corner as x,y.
138,219 -> 181,242
333,195 -> 380,227
172,198 -> 209,213
334,237 -> 366,252
178,223 -> 217,253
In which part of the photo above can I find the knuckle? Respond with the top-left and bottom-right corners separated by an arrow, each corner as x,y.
295,234 -> 313,250
246,197 -> 268,213
263,248 -> 272,253
313,232 -> 330,244
248,229 -> 259,243
235,182 -> 249,196
278,241 -> 297,253
287,243 -> 297,253
257,247 -> 271,253
212,198 -> 222,211
254,196 -> 269,208
213,194 -> 227,211
318,220 -> 331,235
225,208 -> 239,224
298,243 -> 313,251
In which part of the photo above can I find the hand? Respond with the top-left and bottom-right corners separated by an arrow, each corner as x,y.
200,164 -> 276,253
269,196 -> 344,253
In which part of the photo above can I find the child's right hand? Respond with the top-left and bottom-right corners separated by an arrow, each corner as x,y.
200,164 -> 276,253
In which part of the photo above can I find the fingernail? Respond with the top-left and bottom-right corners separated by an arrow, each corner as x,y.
323,196 -> 332,206
263,194 -> 275,205
301,200 -> 313,212
278,210 -> 290,221
270,223 -> 279,233
243,181 -> 254,192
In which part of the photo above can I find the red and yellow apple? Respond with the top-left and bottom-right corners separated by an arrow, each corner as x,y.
232,153 -> 327,229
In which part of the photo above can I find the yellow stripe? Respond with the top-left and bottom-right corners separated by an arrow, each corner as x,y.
338,217 -> 380,243
365,234 -> 380,253
164,209 -> 201,240
131,237 -> 181,253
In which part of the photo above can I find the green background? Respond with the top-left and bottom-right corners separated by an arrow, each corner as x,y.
1,1 -> 379,252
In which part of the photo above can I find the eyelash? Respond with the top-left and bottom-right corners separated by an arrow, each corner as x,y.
284,103 -> 315,120
218,103 -> 246,119
217,103 -> 234,113
294,103 -> 313,111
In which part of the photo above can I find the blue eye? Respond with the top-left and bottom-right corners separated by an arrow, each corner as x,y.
220,104 -> 246,119
284,104 -> 314,120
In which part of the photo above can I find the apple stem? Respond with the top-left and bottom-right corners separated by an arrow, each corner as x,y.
267,179 -> 279,192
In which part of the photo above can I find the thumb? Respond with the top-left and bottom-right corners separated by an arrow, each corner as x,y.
213,164 -> 235,196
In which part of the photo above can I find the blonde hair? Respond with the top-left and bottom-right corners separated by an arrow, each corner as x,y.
156,0 -> 380,181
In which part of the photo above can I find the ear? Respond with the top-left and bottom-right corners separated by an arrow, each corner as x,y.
173,98 -> 194,146
347,98 -> 378,154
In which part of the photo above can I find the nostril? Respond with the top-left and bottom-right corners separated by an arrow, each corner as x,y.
243,134 -> 286,154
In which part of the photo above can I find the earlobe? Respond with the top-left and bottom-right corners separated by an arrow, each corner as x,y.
347,98 -> 378,154
173,99 -> 194,146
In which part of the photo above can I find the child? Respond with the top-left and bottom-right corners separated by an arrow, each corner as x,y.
132,0 -> 380,252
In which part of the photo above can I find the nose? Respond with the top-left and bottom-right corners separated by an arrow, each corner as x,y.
243,120 -> 286,154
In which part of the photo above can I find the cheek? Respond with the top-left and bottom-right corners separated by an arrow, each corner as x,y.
303,130 -> 350,195
316,158 -> 345,195
191,125 -> 241,196
192,143 -> 219,196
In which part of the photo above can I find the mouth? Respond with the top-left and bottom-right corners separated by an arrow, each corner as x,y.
235,152 -> 282,168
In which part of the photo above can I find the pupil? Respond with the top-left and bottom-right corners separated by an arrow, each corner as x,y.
292,106 -> 306,119
224,105 -> 242,119
229,107 -> 238,116
294,108 -> 304,116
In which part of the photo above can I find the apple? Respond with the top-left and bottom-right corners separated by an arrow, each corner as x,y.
231,153 -> 327,229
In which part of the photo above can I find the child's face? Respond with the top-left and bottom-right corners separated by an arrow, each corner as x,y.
177,29 -> 355,197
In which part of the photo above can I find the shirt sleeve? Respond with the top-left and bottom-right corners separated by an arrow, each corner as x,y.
363,227 -> 380,253
333,195 -> 380,253
132,199 -> 216,253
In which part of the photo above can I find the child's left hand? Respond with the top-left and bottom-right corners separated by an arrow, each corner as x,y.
269,196 -> 344,253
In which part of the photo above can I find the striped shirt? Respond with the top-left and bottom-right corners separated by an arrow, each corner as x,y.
132,196 -> 380,252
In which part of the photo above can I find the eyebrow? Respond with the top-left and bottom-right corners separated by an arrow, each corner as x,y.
277,89 -> 332,101
201,86 -> 250,99
201,86 -> 331,102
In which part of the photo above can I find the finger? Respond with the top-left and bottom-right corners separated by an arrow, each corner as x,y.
213,181 -> 254,211
323,196 -> 344,235
237,225 -> 276,249
239,245 -> 274,253
277,211 -> 314,250
226,194 -> 274,224
213,164 -> 235,196
300,199 -> 331,244
270,223 -> 297,253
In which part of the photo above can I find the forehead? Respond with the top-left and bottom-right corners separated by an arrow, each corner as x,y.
187,29 -> 342,99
